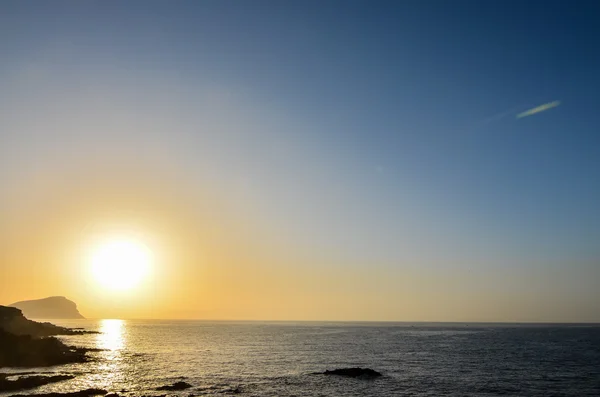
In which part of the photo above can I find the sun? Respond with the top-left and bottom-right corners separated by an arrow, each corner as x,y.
89,238 -> 152,291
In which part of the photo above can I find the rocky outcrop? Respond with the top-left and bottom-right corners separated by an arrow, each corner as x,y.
9,297 -> 84,319
320,367 -> 382,378
0,306 -> 95,337
0,306 -> 96,368
155,381 -> 193,391
0,329 -> 90,367
9,388 -> 107,397
0,374 -> 74,392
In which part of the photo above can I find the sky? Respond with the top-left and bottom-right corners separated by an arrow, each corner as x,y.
1,1 -> 599,322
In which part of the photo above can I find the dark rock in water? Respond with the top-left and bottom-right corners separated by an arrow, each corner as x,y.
321,367 -> 382,378
9,297 -> 85,320
0,329 -> 91,368
0,306 -> 96,337
156,381 -> 193,391
0,374 -> 74,392
9,388 -> 107,397
104,393 -> 119,397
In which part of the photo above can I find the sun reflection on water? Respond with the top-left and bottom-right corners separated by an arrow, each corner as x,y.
90,319 -> 127,390
98,319 -> 125,352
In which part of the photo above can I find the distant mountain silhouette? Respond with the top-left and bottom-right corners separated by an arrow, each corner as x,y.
0,305 -> 91,337
9,296 -> 85,319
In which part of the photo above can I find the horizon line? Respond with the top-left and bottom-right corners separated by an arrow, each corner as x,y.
65,318 -> 600,325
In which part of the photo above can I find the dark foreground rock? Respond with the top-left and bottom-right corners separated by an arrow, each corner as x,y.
9,388 -> 107,397
321,367 -> 382,378
0,306 -> 96,337
0,374 -> 74,392
156,381 -> 193,391
0,329 -> 90,367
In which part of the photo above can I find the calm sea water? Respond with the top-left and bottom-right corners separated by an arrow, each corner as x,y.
2,321 -> 599,396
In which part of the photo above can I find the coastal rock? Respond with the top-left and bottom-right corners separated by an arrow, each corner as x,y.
0,306 -> 94,369
0,374 -> 74,392
156,381 -> 193,391
9,388 -> 107,397
321,367 -> 382,378
0,329 -> 90,367
9,297 -> 85,320
0,306 -> 95,337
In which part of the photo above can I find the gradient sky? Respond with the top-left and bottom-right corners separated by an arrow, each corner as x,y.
1,1 -> 599,322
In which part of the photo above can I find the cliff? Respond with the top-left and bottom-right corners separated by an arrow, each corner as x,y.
0,305 -> 90,337
9,296 -> 85,319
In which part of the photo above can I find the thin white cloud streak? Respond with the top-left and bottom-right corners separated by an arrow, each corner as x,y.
475,99 -> 560,127
516,100 -> 561,119
475,106 -> 522,127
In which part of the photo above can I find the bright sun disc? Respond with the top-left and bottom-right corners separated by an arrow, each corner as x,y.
89,238 -> 152,291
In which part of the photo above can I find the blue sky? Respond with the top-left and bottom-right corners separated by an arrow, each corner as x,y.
1,1 -> 599,320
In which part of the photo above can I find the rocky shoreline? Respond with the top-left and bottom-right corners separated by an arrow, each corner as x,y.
1,368 -> 383,396
0,329 -> 91,368
0,306 -> 97,338
1,305 -> 383,396
0,374 -> 75,392
0,305 -> 96,373
8,388 -> 109,397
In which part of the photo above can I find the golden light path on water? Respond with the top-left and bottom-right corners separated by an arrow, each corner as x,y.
89,319 -> 127,391
98,319 -> 125,352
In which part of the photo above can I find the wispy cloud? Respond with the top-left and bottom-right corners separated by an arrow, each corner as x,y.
516,100 -> 561,119
477,106 -> 522,126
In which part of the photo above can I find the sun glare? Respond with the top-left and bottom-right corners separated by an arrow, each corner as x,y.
89,238 -> 152,291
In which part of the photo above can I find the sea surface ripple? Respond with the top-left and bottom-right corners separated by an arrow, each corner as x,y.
1,321 -> 599,396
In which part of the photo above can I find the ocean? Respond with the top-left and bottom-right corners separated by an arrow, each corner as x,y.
2,321 -> 599,396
